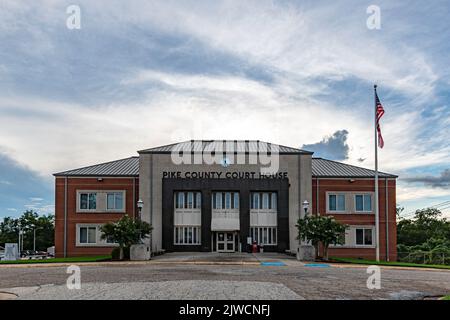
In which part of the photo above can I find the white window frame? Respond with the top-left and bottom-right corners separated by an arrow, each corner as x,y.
79,192 -> 97,211
354,194 -> 373,213
76,224 -> 118,247
250,226 -> 277,245
106,192 -> 125,212
327,193 -> 346,213
173,226 -> 201,245
77,190 -> 126,213
355,227 -> 374,246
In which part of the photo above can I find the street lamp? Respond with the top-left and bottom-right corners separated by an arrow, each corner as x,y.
30,224 -> 41,253
302,200 -> 310,216
137,199 -> 144,221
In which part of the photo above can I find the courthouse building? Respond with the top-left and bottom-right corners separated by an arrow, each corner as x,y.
54,140 -> 397,260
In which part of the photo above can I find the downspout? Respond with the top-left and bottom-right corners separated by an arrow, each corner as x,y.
297,154 -> 301,254
133,177 -> 136,219
316,178 -> 320,257
149,154 -> 153,251
64,176 -> 68,258
316,178 -> 319,215
385,178 -> 389,261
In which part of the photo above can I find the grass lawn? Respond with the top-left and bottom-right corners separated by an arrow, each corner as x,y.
0,255 -> 111,264
441,295 -> 450,300
331,257 -> 450,270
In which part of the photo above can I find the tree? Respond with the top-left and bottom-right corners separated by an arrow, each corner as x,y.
0,210 -> 54,251
397,208 -> 450,247
296,215 -> 348,260
99,215 -> 152,260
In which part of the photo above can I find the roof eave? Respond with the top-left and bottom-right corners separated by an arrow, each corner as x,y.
138,150 -> 313,155
313,175 -> 398,179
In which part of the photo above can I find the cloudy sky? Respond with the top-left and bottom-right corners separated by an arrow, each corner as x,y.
0,0 -> 449,218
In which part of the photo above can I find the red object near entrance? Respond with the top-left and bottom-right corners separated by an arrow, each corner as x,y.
252,242 -> 258,253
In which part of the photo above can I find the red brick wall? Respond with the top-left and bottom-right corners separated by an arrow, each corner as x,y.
312,178 -> 397,261
54,177 -> 139,257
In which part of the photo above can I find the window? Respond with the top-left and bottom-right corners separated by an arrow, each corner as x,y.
175,192 -> 201,209
187,192 -> 194,209
262,193 -> 269,209
328,194 -> 345,211
356,228 -> 373,246
252,193 -> 260,209
196,192 -> 201,209
225,192 -> 231,209
176,192 -> 185,209
271,193 -> 277,210
250,227 -> 277,245
215,192 -> 222,209
233,193 -> 239,209
212,192 -> 238,209
79,226 -> 97,244
355,194 -> 372,212
174,226 -> 201,245
250,192 -> 277,210
79,192 -> 97,210
107,192 -> 124,210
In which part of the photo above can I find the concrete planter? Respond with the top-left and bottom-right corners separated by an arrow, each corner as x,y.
130,244 -> 151,261
297,244 -> 315,261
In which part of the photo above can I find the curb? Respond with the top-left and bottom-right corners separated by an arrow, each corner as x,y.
328,263 -> 450,272
0,260 -> 262,268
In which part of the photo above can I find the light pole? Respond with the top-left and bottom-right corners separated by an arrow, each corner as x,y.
302,200 -> 310,217
297,199 -> 314,261
137,199 -> 144,221
18,223 -> 22,257
136,199 -> 144,245
30,225 -> 41,253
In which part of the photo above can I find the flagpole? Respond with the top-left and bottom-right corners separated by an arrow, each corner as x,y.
374,84 -> 380,262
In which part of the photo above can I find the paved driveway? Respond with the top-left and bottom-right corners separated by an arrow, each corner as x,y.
0,253 -> 449,300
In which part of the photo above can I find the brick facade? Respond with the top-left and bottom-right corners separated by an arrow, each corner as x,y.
312,178 -> 397,261
54,177 -> 139,257
55,175 -> 397,260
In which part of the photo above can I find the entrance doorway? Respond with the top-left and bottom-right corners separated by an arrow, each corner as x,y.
216,232 -> 235,252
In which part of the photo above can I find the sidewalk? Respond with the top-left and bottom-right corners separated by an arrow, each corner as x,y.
0,252 -> 296,268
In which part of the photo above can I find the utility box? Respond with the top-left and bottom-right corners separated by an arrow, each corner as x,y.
130,244 -> 151,261
4,243 -> 19,261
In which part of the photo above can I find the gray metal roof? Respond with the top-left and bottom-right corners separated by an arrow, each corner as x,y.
54,157 -> 139,177
53,149 -> 397,179
312,158 -> 397,178
138,140 -> 313,155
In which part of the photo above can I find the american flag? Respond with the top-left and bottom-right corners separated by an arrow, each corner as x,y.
375,92 -> 385,148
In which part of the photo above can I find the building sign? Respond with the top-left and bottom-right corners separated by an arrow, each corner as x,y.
162,171 -> 288,179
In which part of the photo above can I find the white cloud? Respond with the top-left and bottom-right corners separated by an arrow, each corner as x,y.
29,197 -> 44,202
0,0 -> 448,216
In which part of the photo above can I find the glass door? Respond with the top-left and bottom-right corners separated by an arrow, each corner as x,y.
216,232 -> 235,252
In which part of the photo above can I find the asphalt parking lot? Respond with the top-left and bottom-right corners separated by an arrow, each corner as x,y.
0,253 -> 449,300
